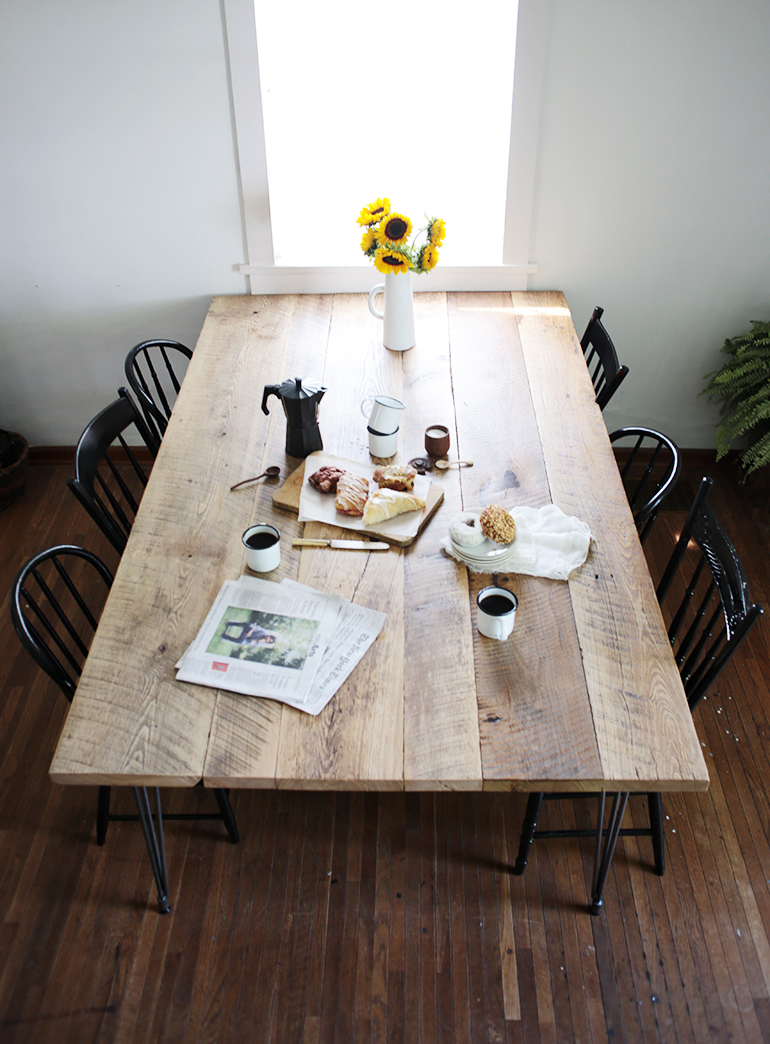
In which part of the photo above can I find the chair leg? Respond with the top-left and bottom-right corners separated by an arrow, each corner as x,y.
96,785 -> 111,846
214,788 -> 240,843
512,792 -> 545,874
648,792 -> 665,875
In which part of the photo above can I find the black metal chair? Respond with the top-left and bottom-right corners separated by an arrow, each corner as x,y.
9,545 -> 239,912
513,477 -> 763,913
124,339 -> 192,447
67,389 -> 157,555
609,426 -> 682,544
580,306 -> 629,410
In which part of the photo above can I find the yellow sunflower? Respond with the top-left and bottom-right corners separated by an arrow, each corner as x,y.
428,218 -> 446,247
360,228 -> 377,253
374,246 -> 411,275
419,244 -> 439,272
380,212 -> 412,246
357,197 -> 391,226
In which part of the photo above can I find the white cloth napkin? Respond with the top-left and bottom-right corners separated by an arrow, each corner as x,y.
441,505 -> 592,580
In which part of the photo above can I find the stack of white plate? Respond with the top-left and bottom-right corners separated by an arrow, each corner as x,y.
450,536 -> 516,570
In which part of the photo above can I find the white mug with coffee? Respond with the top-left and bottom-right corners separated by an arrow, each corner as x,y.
476,586 -> 518,640
361,395 -> 405,435
242,523 -> 281,572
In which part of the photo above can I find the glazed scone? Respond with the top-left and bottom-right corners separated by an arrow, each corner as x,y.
362,489 -> 425,526
335,473 -> 369,516
372,464 -> 416,492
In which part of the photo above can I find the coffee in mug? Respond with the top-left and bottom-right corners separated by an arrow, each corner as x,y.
242,523 -> 281,572
476,585 -> 518,640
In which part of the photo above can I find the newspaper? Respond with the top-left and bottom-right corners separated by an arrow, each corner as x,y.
175,574 -> 386,716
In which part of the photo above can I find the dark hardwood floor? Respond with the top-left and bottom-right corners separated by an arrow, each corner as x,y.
1,458 -> 769,1044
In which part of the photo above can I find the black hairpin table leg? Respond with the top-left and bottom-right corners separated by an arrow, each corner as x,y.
589,791 -> 630,916
132,786 -> 170,914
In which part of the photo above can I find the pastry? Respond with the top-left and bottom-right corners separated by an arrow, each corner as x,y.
372,464 -> 416,492
449,512 -> 486,547
363,489 -> 425,526
479,504 -> 516,544
335,473 -> 369,516
308,466 -> 346,493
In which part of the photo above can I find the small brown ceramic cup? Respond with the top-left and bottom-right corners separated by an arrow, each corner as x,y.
425,425 -> 450,457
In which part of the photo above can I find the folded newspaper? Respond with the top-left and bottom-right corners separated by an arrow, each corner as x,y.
175,575 -> 386,716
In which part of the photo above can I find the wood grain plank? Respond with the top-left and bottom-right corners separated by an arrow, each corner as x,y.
271,294 -> 407,790
202,294 -> 334,788
402,293 -> 482,790
512,290 -> 709,792
446,292 -> 602,790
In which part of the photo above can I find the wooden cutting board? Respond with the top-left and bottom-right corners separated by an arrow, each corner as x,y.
272,460 -> 444,548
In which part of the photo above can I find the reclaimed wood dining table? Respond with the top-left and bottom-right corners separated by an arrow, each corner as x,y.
50,290 -> 709,913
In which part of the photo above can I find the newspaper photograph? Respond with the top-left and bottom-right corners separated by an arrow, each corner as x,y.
175,575 -> 387,715
175,575 -> 343,706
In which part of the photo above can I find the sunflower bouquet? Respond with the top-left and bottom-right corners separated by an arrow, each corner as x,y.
357,197 -> 446,275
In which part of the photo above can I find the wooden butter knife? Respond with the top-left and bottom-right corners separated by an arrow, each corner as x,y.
292,539 -> 390,550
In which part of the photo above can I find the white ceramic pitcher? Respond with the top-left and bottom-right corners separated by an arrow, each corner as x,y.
368,272 -> 415,352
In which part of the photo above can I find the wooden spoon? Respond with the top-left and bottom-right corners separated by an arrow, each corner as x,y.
434,459 -> 473,470
230,466 -> 280,491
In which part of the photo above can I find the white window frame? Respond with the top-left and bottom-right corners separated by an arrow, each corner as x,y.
223,0 -> 549,293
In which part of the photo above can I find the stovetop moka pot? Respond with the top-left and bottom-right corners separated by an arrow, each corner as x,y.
261,377 -> 327,458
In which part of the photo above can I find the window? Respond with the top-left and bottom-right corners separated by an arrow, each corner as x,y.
223,0 -> 548,291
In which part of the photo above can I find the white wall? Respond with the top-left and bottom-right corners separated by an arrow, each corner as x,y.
530,0 -> 770,445
1,1 -> 768,447
0,0 -> 247,444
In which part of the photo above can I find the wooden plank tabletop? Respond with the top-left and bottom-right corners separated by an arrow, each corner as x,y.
50,292 -> 709,796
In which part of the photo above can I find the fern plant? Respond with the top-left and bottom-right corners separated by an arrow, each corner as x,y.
702,319 -> 770,479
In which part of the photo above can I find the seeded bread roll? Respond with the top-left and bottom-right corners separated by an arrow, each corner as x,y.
479,504 -> 516,544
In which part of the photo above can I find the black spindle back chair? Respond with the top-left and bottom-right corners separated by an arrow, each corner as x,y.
609,426 -> 682,544
580,306 -> 629,410
9,544 -> 240,855
512,477 -> 763,910
124,339 -> 192,447
67,388 -> 157,555
656,476 -> 764,713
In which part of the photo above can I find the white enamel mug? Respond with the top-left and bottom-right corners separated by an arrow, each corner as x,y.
476,586 -> 518,640
368,426 -> 398,458
242,523 -> 281,572
361,395 -> 405,435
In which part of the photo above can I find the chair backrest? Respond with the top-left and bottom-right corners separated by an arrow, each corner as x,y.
656,477 -> 763,712
9,545 -> 114,701
580,306 -> 629,410
67,388 -> 157,554
609,426 -> 682,544
124,339 -> 192,446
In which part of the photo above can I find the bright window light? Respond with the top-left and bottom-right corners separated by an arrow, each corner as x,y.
254,0 -> 518,267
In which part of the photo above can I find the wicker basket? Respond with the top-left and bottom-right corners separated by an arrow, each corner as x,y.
0,431 -> 29,511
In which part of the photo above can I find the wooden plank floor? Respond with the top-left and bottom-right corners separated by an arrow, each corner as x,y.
1,457 -> 769,1043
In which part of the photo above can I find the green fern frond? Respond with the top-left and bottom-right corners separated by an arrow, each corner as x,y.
702,319 -> 770,480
